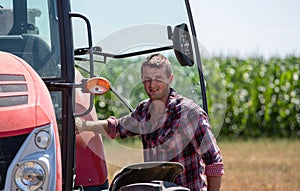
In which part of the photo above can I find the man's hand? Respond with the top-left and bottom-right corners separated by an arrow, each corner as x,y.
207,176 -> 222,191
75,117 -> 109,135
75,117 -> 85,134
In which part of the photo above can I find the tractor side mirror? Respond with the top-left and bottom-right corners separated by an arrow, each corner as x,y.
170,23 -> 194,67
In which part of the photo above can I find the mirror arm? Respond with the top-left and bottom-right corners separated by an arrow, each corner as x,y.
74,64 -> 134,112
95,45 -> 173,59
110,86 -> 134,113
75,45 -> 173,61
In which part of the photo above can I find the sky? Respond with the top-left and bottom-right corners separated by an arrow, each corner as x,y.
193,0 -> 300,58
71,0 -> 300,59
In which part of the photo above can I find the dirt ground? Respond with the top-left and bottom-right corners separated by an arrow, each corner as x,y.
104,139 -> 300,191
219,139 -> 300,191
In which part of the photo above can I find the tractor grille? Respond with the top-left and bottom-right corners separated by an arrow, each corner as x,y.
0,74 -> 28,107
0,134 -> 28,190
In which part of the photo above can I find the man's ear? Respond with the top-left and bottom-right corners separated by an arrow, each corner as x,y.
168,74 -> 174,84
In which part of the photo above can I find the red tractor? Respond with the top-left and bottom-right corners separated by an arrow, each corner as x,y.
0,0 -> 214,190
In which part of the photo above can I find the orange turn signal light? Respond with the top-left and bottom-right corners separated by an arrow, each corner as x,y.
85,77 -> 111,95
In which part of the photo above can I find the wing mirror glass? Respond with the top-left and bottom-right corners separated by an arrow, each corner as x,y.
170,23 -> 194,67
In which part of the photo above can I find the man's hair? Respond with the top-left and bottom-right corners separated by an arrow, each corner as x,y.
141,53 -> 172,77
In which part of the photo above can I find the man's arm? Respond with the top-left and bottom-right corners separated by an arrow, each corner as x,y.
207,176 -> 222,191
187,109 -> 223,191
75,117 -> 109,135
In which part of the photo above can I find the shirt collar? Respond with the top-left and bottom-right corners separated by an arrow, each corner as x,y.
144,87 -> 178,114
166,88 -> 178,113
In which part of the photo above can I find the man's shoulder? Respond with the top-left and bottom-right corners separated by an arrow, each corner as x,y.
176,94 -> 207,116
176,94 -> 197,107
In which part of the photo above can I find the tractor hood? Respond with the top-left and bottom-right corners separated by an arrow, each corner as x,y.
0,52 -> 54,137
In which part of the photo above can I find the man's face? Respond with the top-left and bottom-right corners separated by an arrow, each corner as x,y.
141,65 -> 173,103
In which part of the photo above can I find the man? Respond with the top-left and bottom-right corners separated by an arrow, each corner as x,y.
76,53 -> 224,190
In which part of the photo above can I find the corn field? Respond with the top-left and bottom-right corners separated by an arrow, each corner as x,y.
212,56 -> 300,139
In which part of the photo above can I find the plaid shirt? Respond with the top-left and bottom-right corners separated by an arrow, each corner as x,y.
107,88 -> 224,190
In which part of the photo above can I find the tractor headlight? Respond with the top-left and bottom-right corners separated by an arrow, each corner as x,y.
15,161 -> 45,191
35,130 -> 50,149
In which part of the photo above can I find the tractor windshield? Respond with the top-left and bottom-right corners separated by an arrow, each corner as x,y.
0,0 -> 61,78
71,0 -> 212,168
71,0 -> 203,108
